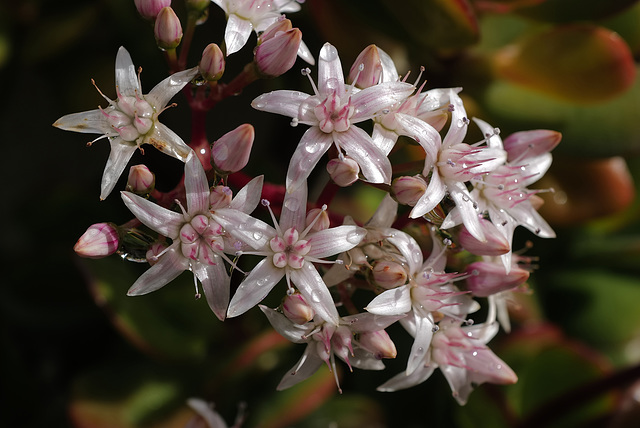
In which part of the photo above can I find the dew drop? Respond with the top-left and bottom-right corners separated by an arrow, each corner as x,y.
310,291 -> 321,303
325,77 -> 339,91
284,197 -> 300,211
253,231 -> 263,240
305,141 -> 320,153
346,231 -> 362,245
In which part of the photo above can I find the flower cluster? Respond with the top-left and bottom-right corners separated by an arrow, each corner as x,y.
59,0 -> 560,409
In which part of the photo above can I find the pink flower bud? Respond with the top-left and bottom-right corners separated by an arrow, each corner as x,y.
126,164 -> 155,194
209,185 -> 233,210
134,0 -> 171,19
326,156 -> 359,187
372,261 -> 408,289
199,43 -> 225,81
349,45 -> 383,89
466,261 -> 530,297
211,124 -> 254,174
255,19 -> 301,77
305,207 -> 330,232
358,330 -> 397,359
154,7 -> 182,50
146,242 -> 168,266
391,175 -> 427,206
458,219 -> 510,256
503,129 -> 561,163
74,223 -> 119,259
283,293 -> 315,324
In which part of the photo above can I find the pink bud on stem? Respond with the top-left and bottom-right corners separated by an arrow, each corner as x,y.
74,223 -> 120,259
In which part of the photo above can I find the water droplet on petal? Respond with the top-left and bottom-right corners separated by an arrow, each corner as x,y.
346,231 -> 362,245
284,197 -> 300,211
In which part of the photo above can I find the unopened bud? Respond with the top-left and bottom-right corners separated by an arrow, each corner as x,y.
134,0 -> 171,19
305,208 -> 330,232
331,326 -> 354,365
209,185 -> 233,210
349,45 -> 382,89
466,261 -> 530,297
326,156 -> 359,187
154,7 -> 182,50
146,242 -> 168,266
391,175 -> 427,206
126,164 -> 155,194
503,129 -> 561,163
255,19 -> 301,77
74,223 -> 119,259
458,219 -> 510,256
282,293 -> 315,324
358,330 -> 397,359
372,261 -> 408,289
211,124 -> 254,174
199,43 -> 225,81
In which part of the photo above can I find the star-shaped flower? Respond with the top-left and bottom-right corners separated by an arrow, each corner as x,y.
54,47 -> 197,199
211,0 -> 313,62
120,153 -> 242,320
211,183 -> 366,324
251,42 -> 415,192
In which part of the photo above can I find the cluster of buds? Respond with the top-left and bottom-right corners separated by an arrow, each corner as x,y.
56,0 -> 561,409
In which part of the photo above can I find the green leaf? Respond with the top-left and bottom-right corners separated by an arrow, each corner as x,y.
493,25 -> 636,104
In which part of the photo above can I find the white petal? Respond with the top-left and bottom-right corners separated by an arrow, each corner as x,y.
194,258 -> 231,321
186,398 -> 228,428
285,127 -> 333,192
101,139 -> 137,200
371,123 -> 399,157
147,123 -> 192,162
318,43 -> 345,98
280,181 -> 307,232
365,285 -> 412,316
395,113 -> 441,172
227,258 -> 284,318
351,82 -> 415,121
306,225 -> 366,258
290,263 -> 339,325
472,117 -> 503,150
377,364 -> 436,392
146,67 -> 198,108
409,171 -> 446,219
251,90 -> 314,120
297,39 -> 315,65
366,194 -> 398,228
441,364 -> 473,405
115,46 -> 139,96
336,127 -> 391,184
211,208 -> 275,250
121,191 -> 184,237
184,153 -> 210,214
446,180 -> 484,242
53,109 -> 112,135
387,231 -> 423,275
406,312 -> 434,376
260,305 -> 309,343
127,246 -> 188,295
442,89 -> 468,148
277,345 -> 324,390
229,175 -> 264,214
322,254 -> 355,287
416,88 -> 461,116
348,347 -> 385,370
377,47 -> 399,83
225,14 -> 253,56
342,312 -> 405,332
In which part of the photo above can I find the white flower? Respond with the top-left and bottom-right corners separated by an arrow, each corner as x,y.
211,183 -> 366,324
251,43 -> 415,192
54,47 -> 197,199
261,306 -> 404,392
120,153 -> 248,320
211,0 -> 313,62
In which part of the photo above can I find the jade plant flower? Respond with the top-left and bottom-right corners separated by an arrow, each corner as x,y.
251,42 -> 415,192
121,153 -> 238,320
53,47 -> 197,199
211,183 -> 366,324
211,0 -> 313,63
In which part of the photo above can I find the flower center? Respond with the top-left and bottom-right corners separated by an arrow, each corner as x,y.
179,214 -> 224,265
480,165 -> 532,209
269,227 -> 311,269
314,91 -> 354,133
